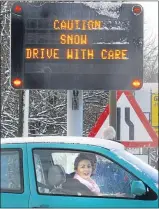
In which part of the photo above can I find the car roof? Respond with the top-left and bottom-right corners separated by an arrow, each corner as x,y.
1,136 -> 124,151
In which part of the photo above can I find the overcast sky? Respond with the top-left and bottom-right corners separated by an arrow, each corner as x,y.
137,1 -> 158,42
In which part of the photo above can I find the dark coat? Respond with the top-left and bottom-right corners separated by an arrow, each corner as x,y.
62,178 -> 96,196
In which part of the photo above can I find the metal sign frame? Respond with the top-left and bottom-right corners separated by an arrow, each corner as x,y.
11,2 -> 143,90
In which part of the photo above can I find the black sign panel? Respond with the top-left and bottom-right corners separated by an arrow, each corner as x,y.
11,2 -> 143,90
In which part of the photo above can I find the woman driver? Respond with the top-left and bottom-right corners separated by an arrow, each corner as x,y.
73,154 -> 100,195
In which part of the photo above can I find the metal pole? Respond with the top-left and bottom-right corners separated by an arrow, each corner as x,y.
109,90 -> 117,131
67,90 -> 83,136
18,90 -> 24,137
23,90 -> 29,137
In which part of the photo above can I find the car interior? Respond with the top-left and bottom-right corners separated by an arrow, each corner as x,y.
33,150 -> 158,200
34,150 -> 94,196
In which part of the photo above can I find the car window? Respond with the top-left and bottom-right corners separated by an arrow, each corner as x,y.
113,149 -> 158,184
34,153 -> 49,193
52,152 -> 78,173
95,155 -> 138,197
1,149 -> 23,193
33,149 -> 140,198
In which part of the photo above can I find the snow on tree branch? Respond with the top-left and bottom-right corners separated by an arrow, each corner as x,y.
1,2 -> 158,139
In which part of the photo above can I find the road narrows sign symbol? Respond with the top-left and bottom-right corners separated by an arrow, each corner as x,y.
88,91 -> 158,148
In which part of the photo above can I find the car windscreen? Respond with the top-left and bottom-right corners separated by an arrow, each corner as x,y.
112,149 -> 158,184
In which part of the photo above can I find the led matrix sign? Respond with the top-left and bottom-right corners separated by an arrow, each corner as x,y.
11,2 -> 143,90
26,48 -> 128,60
25,19 -> 128,61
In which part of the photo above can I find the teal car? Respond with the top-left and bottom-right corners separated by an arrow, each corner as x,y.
1,136 -> 158,208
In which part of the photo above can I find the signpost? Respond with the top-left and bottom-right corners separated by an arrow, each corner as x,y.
11,2 -> 143,90
11,2 -> 144,137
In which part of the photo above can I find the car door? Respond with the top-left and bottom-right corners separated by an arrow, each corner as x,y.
27,142 -> 158,208
1,143 -> 30,208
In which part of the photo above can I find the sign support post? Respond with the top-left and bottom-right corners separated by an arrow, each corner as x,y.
17,90 -> 29,137
67,90 -> 83,136
109,91 -> 117,134
18,90 -> 24,137
23,90 -> 29,137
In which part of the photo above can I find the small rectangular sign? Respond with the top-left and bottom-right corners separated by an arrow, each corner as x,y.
151,93 -> 158,127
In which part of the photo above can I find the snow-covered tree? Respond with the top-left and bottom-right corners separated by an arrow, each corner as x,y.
1,1 -> 158,140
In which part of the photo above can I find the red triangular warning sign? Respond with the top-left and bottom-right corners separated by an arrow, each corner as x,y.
88,91 -> 158,148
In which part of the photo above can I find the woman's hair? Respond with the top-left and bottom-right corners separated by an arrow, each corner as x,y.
74,154 -> 92,170
74,153 -> 97,170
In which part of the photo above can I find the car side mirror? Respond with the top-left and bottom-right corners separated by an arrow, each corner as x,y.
131,180 -> 146,196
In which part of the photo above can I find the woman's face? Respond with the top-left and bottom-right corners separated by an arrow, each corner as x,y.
76,159 -> 92,180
